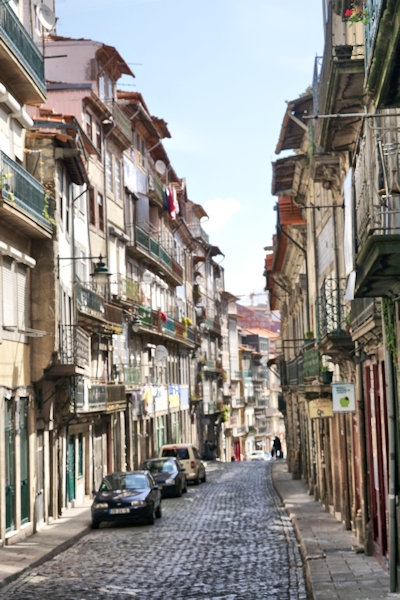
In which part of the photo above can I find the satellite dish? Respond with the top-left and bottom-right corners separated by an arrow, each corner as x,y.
37,4 -> 56,31
155,345 -> 169,362
155,160 -> 166,176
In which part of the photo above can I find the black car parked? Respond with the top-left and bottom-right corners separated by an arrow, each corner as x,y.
140,457 -> 187,497
91,471 -> 162,528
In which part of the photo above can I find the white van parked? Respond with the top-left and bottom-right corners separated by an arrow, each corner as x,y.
158,444 -> 206,484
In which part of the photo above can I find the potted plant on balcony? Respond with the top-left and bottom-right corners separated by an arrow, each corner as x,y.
304,330 -> 314,346
320,364 -> 333,384
343,2 -> 370,25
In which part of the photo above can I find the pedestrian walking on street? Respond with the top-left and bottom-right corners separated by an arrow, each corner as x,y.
272,436 -> 282,459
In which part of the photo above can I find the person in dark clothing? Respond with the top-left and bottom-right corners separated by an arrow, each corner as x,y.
272,436 -> 282,458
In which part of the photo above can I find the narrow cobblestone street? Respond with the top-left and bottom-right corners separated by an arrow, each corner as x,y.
2,461 -> 307,600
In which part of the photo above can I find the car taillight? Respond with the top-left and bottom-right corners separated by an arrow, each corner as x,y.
191,461 -> 195,469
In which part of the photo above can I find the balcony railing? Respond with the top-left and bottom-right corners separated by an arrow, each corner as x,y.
89,383 -> 126,412
75,381 -> 125,412
351,297 -> 381,331
123,366 -> 141,385
231,397 -> 245,408
148,172 -> 163,206
0,151 -> 51,231
312,6 -> 365,153
76,282 -> 105,320
59,325 -> 90,367
112,101 -> 132,145
128,224 -> 183,285
318,278 -> 350,337
0,2 -> 46,103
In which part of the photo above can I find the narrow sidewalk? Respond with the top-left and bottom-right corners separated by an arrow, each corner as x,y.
0,502 -> 91,590
272,460 -> 400,600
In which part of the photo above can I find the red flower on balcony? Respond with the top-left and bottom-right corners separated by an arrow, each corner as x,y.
344,4 -> 370,24
159,310 -> 168,323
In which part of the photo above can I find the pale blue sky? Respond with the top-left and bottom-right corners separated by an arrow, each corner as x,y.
55,0 -> 324,302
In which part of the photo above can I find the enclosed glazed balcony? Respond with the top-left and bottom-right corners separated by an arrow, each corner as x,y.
0,151 -> 52,238
0,2 -> 46,104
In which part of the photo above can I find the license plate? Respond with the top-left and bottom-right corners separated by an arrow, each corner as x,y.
109,508 -> 130,515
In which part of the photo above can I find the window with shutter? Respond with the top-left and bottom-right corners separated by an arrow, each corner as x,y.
2,257 -> 16,327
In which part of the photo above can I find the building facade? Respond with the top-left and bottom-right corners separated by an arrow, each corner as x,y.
265,0 -> 400,590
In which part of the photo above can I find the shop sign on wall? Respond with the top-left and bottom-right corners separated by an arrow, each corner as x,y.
309,398 -> 333,419
332,383 -> 355,412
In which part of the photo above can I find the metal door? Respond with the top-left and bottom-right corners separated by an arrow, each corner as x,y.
67,435 -> 75,502
20,398 -> 29,525
5,398 -> 15,532
36,430 -> 44,527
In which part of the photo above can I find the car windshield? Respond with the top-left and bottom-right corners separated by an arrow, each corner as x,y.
99,473 -> 148,491
142,460 -> 176,474
162,447 -> 190,460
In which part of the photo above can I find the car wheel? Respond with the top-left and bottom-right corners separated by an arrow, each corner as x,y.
155,501 -> 162,518
91,519 -> 100,529
183,481 -> 188,493
147,505 -> 156,525
194,472 -> 200,485
176,483 -> 183,497
201,471 -> 207,483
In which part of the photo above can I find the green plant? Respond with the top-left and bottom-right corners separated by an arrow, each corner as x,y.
0,172 -> 15,204
344,4 -> 370,24
382,297 -> 398,360
304,330 -> 314,340
220,405 -> 230,423
320,359 -> 333,372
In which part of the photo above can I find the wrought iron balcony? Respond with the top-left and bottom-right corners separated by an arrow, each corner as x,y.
0,151 -> 52,236
318,278 -> 354,358
0,2 -> 46,104
364,0 -> 400,108
127,224 -> 183,286
355,195 -> 400,297
123,366 -> 141,385
350,297 -> 382,344
312,8 -> 365,152
147,172 -> 164,207
89,383 -> 126,412
75,283 -> 123,332
58,325 -> 90,369
75,381 -> 125,412
112,101 -> 132,147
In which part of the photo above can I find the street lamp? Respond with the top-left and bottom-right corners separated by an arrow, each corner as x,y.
90,255 -> 111,285
57,254 -> 110,285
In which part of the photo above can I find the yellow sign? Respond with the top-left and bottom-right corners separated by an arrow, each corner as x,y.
309,398 -> 333,418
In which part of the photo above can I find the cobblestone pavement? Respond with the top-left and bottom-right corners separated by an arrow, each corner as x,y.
1,461 -> 307,600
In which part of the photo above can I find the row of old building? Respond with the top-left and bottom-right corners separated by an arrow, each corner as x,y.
0,0 -> 283,546
264,0 -> 400,591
